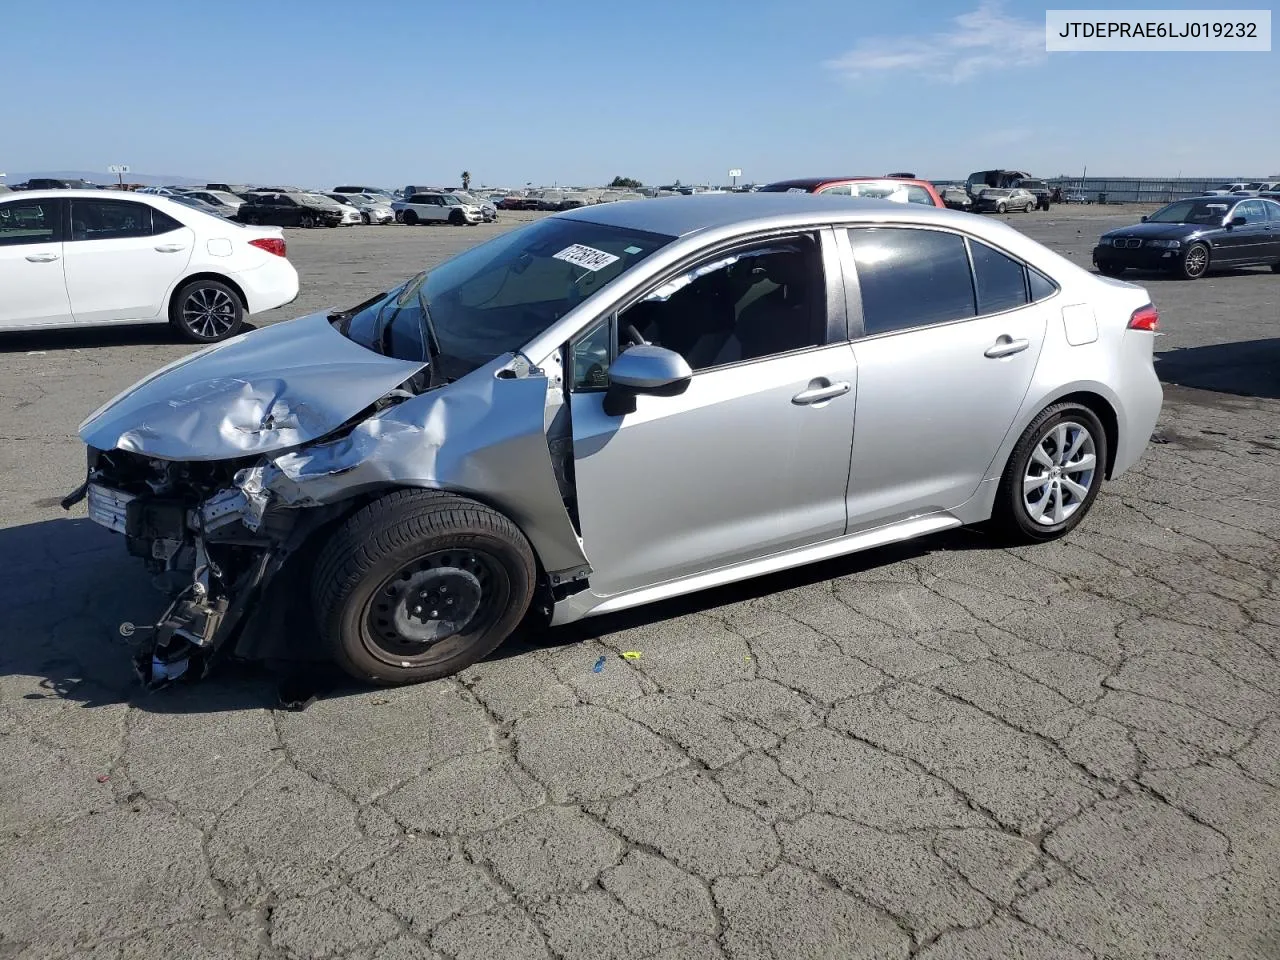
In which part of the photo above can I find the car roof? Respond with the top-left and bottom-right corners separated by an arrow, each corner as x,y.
557,192 -> 972,237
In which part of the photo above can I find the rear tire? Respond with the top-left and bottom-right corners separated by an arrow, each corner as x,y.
1270,261 -> 1280,273
991,403 -> 1107,544
996,203 -> 1007,214
360,212 -> 371,225
169,278 -> 244,343
403,210 -> 419,225
312,490 -> 537,686
300,212 -> 316,229
449,209 -> 465,225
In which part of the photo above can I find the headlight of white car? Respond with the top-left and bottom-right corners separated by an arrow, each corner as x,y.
1146,239 -> 1181,249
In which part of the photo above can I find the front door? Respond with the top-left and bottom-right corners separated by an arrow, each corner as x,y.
64,198 -> 194,323
842,226 -> 1050,529
569,231 -> 857,596
0,197 -> 70,328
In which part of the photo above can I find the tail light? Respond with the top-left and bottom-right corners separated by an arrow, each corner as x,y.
1128,304 -> 1159,331
249,237 -> 287,258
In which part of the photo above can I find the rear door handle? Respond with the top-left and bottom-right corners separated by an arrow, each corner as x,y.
154,243 -> 187,253
792,381 -> 851,405
25,252 -> 60,262
984,336 -> 1030,359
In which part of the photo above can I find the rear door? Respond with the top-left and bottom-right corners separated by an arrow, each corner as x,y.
842,226 -> 1051,530
63,198 -> 194,323
0,197 -> 71,328
1261,199 -> 1280,260
1214,200 -> 1268,263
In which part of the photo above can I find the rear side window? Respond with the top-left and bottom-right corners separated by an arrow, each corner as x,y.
153,209 -> 184,234
1028,268 -> 1058,302
969,240 -> 1027,314
69,200 -> 152,241
847,228 -> 974,335
0,200 -> 61,245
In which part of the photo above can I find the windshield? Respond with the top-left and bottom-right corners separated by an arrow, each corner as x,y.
327,195 -> 355,206
338,217 -> 674,375
1147,199 -> 1233,224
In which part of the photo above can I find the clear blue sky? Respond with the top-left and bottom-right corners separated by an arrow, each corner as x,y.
4,0 -> 1277,187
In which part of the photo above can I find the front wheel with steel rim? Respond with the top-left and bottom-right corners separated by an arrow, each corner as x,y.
996,203 -> 1007,214
169,279 -> 244,343
992,403 -> 1108,543
1179,242 -> 1209,280
312,490 -> 537,685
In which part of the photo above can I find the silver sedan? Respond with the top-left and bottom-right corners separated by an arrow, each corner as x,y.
69,194 -> 1163,686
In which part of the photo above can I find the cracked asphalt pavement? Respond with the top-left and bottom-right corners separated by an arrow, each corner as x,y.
1,208 -> 1278,960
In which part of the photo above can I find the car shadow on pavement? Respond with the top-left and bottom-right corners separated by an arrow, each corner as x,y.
1156,337 -> 1280,400
0,322 -> 258,353
0,516 -> 996,714
496,526 -> 997,659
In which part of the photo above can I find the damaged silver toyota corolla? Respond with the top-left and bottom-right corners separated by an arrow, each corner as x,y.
66,194 -> 1163,686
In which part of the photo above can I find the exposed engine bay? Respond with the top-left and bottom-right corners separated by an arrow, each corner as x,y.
65,446 -> 340,687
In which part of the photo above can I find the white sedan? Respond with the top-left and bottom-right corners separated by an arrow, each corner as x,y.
0,190 -> 299,342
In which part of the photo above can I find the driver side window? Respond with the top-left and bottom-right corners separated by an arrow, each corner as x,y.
619,235 -> 827,373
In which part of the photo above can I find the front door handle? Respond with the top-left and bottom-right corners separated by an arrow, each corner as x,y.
25,252 -> 60,262
792,381 -> 851,405
984,336 -> 1030,359
154,243 -> 187,253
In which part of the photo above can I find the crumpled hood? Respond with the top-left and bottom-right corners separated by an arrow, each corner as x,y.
79,311 -> 428,461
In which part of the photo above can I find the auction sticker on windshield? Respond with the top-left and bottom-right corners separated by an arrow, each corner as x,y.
554,244 -> 620,271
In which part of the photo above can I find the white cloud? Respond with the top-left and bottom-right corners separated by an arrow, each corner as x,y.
825,3 -> 1045,84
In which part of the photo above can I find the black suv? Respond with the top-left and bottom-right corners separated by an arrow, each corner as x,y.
237,192 -> 343,228
1013,178 -> 1052,211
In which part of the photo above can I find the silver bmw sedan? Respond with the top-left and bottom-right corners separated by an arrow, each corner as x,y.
68,193 -> 1164,686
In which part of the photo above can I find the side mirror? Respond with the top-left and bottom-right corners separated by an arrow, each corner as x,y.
1140,215 -> 1148,222
602,344 -> 692,416
1230,215 -> 1247,227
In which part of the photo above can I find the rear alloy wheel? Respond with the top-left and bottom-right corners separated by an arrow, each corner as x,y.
1024,201 -> 1035,213
1179,242 -> 1209,280
992,403 -> 1107,543
170,279 -> 244,343
403,210 -> 419,225
312,490 -> 537,685
299,212 -> 316,229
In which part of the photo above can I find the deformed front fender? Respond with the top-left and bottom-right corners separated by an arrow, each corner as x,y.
258,354 -> 590,578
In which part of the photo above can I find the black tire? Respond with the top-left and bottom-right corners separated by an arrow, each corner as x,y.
169,278 -> 244,343
360,212 -> 371,225
1178,242 -> 1209,280
1096,262 -> 1126,276
1270,261 -> 1280,273
449,209 -> 465,225
991,403 -> 1107,544
311,490 -> 537,685
299,212 -> 316,229
327,219 -> 339,228
996,203 -> 1007,214
403,209 -> 419,225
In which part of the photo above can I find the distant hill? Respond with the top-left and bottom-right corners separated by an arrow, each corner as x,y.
3,170 -> 207,187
